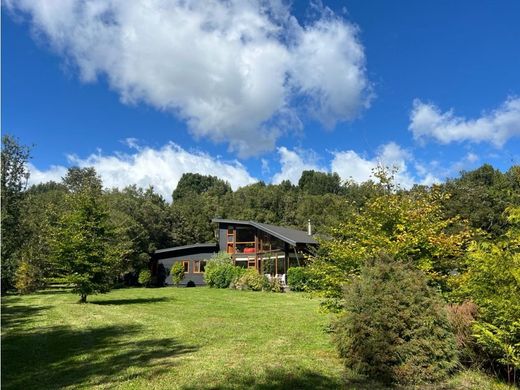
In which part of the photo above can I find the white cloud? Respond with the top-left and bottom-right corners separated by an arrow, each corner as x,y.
331,142 -> 418,188
27,163 -> 68,185
409,97 -> 520,147
28,143 -> 257,200
7,0 -> 370,156
271,146 -> 324,184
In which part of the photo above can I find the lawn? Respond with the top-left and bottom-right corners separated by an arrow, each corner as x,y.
1,287 -> 513,390
2,287 -> 343,389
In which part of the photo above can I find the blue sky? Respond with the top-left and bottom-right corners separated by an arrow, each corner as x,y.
3,0 -> 520,199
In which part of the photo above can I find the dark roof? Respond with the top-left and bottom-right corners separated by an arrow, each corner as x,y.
212,218 -> 317,246
154,243 -> 218,254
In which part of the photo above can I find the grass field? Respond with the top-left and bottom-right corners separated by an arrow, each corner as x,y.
1,287 -> 513,389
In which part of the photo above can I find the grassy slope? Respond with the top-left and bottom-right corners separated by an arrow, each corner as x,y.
2,287 -> 513,390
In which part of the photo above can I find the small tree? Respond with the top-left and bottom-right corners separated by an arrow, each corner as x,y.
170,262 -> 185,286
334,255 -> 458,386
53,170 -> 127,303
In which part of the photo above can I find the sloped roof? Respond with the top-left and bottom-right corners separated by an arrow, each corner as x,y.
212,218 -> 317,246
155,243 -> 218,254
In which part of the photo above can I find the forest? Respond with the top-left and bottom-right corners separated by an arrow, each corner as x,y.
2,134 -> 519,386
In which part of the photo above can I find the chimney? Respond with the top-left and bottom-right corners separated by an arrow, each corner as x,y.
307,219 -> 312,236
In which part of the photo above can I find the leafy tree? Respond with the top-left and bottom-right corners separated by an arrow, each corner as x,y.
53,169 -> 128,303
440,164 -> 520,237
334,255 -> 458,385
62,167 -> 102,194
14,182 -> 69,292
1,135 -> 31,292
170,262 -> 185,286
454,206 -> 520,382
298,170 -> 343,195
172,173 -> 231,201
106,185 -> 173,281
307,170 -> 472,310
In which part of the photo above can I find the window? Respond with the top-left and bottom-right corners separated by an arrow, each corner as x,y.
193,260 -> 206,273
182,261 -> 190,273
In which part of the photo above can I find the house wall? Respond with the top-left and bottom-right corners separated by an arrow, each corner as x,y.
157,248 -> 217,286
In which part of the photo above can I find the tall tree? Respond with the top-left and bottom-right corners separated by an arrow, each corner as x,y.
53,168 -> 127,302
172,173 -> 231,201
1,135 -> 31,292
298,170 -> 343,195
441,164 -> 519,236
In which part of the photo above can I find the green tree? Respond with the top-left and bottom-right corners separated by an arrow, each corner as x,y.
53,169 -> 128,303
15,182 -> 68,292
308,170 -> 472,310
298,170 -> 343,195
440,164 -> 520,237
334,256 -> 458,385
172,173 -> 231,201
1,135 -> 31,292
106,185 -> 173,281
455,206 -> 520,382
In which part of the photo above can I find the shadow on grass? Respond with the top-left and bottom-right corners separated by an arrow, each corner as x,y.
182,367 -> 347,390
2,324 -> 197,390
1,303 -> 51,329
90,297 -> 172,305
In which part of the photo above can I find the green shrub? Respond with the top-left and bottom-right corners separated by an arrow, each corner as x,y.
287,267 -> 309,291
269,276 -> 284,293
204,252 -> 242,288
138,269 -> 152,287
170,262 -> 185,286
333,255 -> 458,386
234,269 -> 269,291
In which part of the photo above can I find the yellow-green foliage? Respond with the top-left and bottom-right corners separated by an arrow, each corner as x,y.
138,269 -> 152,287
307,178 -> 472,309
455,207 -> 520,380
234,269 -> 268,291
169,262 -> 185,286
15,260 -> 44,294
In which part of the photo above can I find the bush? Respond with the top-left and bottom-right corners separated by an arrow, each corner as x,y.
269,276 -> 284,293
333,255 -> 458,386
234,269 -> 269,291
287,267 -> 309,291
204,252 -> 242,288
170,262 -> 185,286
138,269 -> 152,287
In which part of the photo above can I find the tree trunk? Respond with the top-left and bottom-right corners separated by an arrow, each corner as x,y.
79,294 -> 87,303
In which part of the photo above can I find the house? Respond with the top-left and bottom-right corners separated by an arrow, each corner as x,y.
152,219 -> 318,286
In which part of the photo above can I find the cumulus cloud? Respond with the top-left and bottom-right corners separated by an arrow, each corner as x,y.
271,146 -> 324,184
409,97 -> 520,147
7,0 -> 370,156
331,142 -> 420,188
28,143 -> 257,200
272,142 -> 427,188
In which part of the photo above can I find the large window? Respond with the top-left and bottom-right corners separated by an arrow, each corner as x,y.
193,260 -> 206,273
182,261 -> 190,273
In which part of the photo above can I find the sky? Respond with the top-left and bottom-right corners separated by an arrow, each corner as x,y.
3,0 -> 520,200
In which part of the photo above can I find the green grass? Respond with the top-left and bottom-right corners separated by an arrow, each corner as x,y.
2,287 -> 343,389
2,287 -> 513,389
